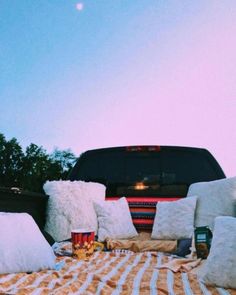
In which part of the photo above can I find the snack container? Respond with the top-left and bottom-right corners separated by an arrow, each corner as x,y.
71,229 -> 97,260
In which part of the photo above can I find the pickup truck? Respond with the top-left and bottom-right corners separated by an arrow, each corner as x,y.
68,145 -> 225,230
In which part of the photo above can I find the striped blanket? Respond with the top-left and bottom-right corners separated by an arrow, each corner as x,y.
0,249 -> 235,294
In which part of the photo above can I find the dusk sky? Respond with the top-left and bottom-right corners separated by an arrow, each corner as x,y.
1,1 -> 236,176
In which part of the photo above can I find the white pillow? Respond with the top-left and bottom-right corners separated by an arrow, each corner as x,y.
94,197 -> 138,242
199,216 -> 236,289
187,177 -> 236,230
44,180 -> 106,241
151,197 -> 197,240
0,213 -> 55,274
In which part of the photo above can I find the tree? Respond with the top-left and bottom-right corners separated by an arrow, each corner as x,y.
22,144 -> 52,192
0,133 -> 78,192
49,148 -> 77,179
0,134 -> 24,187
0,134 -> 6,181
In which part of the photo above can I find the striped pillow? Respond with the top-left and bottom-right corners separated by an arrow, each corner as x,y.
105,196 -> 182,231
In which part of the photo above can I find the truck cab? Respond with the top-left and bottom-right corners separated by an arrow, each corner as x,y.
68,146 -> 225,230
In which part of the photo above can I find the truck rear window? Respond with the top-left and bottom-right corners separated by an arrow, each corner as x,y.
68,146 -> 225,196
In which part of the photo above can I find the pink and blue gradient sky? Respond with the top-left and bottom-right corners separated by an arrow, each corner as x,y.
1,1 -> 236,176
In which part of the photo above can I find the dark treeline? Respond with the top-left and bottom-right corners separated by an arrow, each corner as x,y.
0,133 -> 78,193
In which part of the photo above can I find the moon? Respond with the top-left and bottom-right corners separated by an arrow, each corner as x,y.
76,3 -> 84,11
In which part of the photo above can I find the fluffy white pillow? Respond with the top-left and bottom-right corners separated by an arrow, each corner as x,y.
44,180 -> 106,241
151,197 -> 197,240
94,197 -> 138,242
187,177 -> 236,230
0,213 -> 55,274
199,216 -> 236,289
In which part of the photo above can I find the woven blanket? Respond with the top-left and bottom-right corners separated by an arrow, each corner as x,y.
0,249 -> 235,294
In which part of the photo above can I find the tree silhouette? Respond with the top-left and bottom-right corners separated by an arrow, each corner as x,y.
0,133 -> 77,192
49,148 -> 76,179
0,134 -> 24,187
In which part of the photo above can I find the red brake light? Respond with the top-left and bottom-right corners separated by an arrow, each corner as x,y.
126,146 -> 161,152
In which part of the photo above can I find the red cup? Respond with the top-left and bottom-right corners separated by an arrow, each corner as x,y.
71,229 -> 96,260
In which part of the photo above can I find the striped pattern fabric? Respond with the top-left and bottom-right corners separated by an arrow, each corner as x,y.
106,196 -> 182,231
0,249 -> 235,294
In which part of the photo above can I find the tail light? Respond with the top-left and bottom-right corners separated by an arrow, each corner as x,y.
126,146 -> 161,152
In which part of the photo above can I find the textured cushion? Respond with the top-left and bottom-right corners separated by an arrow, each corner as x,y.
151,197 -> 197,240
44,180 -> 105,241
187,177 -> 236,230
94,197 -> 138,242
0,213 -> 55,274
200,216 -> 236,289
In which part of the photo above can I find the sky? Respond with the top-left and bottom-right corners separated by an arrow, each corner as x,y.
0,1 -> 236,176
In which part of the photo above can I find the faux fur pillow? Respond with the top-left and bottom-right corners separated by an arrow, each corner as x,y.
151,197 -> 197,240
43,180 -> 105,241
200,216 -> 236,289
187,177 -> 236,230
94,197 -> 138,242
